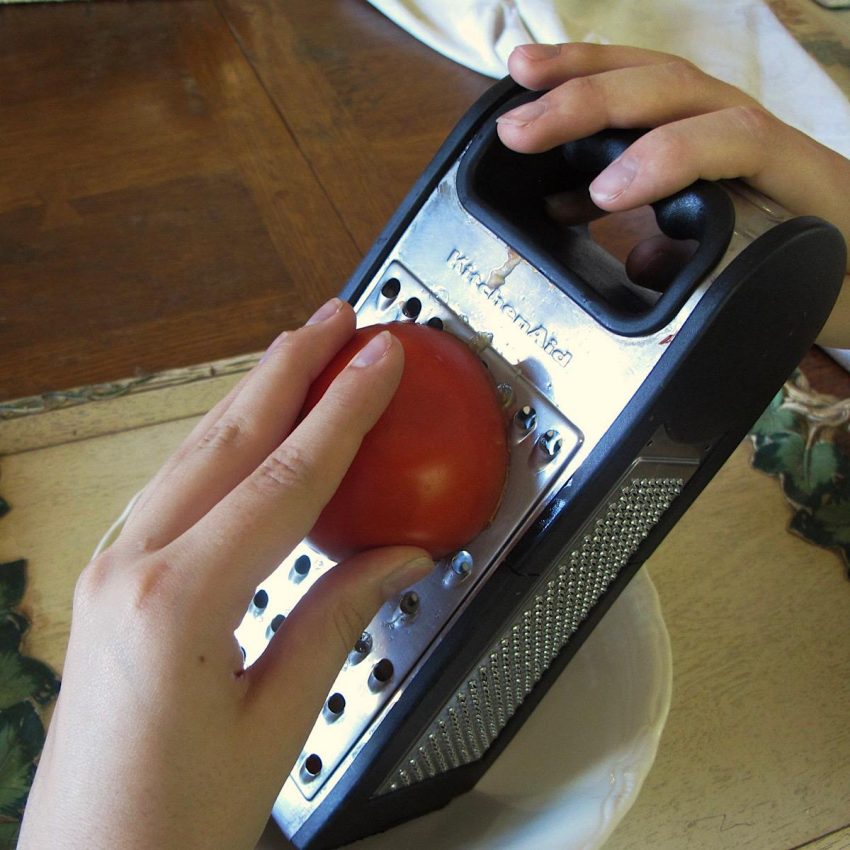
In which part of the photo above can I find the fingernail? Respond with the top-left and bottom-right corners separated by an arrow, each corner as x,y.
589,156 -> 639,202
381,556 -> 435,600
515,43 -> 561,61
496,100 -> 548,127
306,297 -> 343,326
350,331 -> 392,368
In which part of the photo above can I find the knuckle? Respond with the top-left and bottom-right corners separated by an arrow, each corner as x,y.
561,73 -> 600,106
253,443 -> 314,495
727,104 -> 774,145
638,125 -> 689,166
128,555 -> 179,613
73,551 -> 181,623
264,329 -> 309,360
660,58 -> 701,87
660,125 -> 690,159
73,551 -> 114,611
196,413 -> 253,454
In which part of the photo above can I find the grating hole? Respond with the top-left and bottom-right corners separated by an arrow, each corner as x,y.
326,692 -> 346,716
270,613 -> 285,633
252,589 -> 269,610
372,658 -> 394,684
303,754 -> 323,777
402,297 -> 422,319
381,277 -> 401,299
376,476 -> 684,794
426,317 -> 444,330
293,554 -> 311,576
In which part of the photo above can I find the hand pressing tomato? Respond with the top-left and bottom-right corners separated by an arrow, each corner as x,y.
302,321 -> 509,561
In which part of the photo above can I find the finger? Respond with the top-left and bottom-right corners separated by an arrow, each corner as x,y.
497,59 -> 750,154
585,106 -> 850,229
167,330 -> 405,615
501,41 -> 850,254
506,42 -> 680,91
120,374 -> 250,533
243,546 -> 434,770
625,234 -> 698,291
119,299 -> 356,553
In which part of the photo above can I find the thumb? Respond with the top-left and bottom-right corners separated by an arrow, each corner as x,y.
244,546 -> 434,766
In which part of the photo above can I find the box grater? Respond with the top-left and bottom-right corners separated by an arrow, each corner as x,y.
235,79 -> 845,849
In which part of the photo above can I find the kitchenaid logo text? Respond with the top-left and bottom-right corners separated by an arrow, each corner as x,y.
446,249 -> 572,367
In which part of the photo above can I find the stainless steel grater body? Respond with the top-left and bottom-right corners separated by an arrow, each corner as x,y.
231,78 -> 845,849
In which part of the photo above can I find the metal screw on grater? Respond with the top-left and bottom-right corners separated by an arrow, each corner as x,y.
233,78 -> 845,850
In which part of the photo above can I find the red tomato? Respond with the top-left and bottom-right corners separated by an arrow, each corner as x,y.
302,321 -> 509,561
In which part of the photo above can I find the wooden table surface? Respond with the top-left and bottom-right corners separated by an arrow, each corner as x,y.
1,0 -> 850,404
1,1 -> 850,849
0,0 -> 492,403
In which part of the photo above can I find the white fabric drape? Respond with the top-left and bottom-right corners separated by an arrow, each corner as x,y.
367,0 -> 850,158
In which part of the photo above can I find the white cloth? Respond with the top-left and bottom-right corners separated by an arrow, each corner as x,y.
367,0 -> 850,159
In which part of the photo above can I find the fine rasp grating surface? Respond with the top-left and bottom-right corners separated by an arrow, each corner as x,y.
377,476 -> 683,794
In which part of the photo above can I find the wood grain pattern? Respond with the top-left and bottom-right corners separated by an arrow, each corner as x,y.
0,1 -> 348,400
799,826 -> 850,850
0,0 -> 490,403
217,0 -> 492,253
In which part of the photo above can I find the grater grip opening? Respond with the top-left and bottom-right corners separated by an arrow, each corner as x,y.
457,101 -> 735,336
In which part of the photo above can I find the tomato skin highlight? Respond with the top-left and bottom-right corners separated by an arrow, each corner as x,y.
303,322 -> 509,561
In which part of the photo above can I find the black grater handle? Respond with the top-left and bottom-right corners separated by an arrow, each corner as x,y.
456,106 -> 737,336
558,129 -> 726,243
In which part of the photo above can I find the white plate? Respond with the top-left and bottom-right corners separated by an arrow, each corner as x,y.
256,568 -> 672,850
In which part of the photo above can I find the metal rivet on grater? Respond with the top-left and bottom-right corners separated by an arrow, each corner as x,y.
399,591 -> 420,617
497,383 -> 515,408
451,550 -> 473,579
350,631 -> 373,663
515,405 -> 537,433
537,429 -> 563,460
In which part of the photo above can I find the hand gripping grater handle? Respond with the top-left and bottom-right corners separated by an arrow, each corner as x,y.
234,79 -> 846,849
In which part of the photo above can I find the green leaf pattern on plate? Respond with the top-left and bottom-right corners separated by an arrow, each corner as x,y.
0,548 -> 61,847
751,371 -> 850,576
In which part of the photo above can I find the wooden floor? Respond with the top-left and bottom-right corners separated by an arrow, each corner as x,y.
0,0 -> 847,403
0,0 -> 492,402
